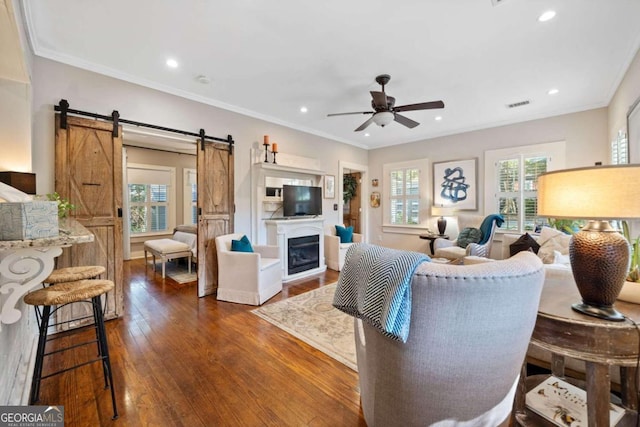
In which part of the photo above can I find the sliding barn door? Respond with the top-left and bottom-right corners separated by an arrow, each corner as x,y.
54,115 -> 124,326
197,140 -> 234,297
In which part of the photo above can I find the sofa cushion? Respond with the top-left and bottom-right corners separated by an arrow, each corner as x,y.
335,225 -> 354,243
457,227 -> 482,248
231,235 -> 254,253
537,227 -> 571,264
509,232 -> 541,257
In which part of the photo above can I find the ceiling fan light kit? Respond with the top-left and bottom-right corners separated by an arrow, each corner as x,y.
327,74 -> 445,132
372,111 -> 394,127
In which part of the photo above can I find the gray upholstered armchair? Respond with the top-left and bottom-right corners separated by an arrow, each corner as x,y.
353,251 -> 544,426
433,214 -> 503,260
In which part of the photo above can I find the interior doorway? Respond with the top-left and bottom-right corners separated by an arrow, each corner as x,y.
339,161 -> 368,241
343,171 -> 361,234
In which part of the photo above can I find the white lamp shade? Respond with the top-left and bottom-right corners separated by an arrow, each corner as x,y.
537,164 -> 640,220
431,205 -> 455,217
373,111 -> 394,127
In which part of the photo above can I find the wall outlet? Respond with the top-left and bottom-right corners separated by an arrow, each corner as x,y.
333,204 -> 338,211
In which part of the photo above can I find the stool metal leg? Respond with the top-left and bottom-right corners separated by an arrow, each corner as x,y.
30,305 -> 51,404
92,295 -> 118,420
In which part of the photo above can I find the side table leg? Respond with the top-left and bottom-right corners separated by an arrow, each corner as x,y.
551,353 -> 565,378
621,366 -> 638,410
585,362 -> 610,427
512,362 -> 527,424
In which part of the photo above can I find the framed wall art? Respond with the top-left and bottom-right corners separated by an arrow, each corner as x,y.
433,158 -> 477,210
324,175 -> 335,199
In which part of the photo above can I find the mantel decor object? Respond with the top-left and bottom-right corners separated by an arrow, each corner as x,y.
538,164 -> 640,321
263,135 -> 270,163
272,142 -> 278,164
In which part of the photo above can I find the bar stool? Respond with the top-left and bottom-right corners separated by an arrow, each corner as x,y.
44,265 -> 106,284
23,279 -> 119,420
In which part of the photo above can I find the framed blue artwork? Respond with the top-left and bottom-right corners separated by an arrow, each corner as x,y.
433,158 -> 477,210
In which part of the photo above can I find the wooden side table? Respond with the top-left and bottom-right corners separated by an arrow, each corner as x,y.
419,233 -> 448,256
515,277 -> 640,426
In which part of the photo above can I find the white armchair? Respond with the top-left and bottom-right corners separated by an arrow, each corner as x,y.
215,233 -> 282,305
433,214 -> 503,260
324,225 -> 363,271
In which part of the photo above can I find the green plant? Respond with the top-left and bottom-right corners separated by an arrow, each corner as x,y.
622,221 -> 639,282
547,218 -> 583,235
343,174 -> 358,203
46,192 -> 76,218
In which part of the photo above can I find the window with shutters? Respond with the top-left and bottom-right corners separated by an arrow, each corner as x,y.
485,142 -> 566,234
611,130 -> 629,165
183,168 -> 197,225
383,159 -> 429,228
127,164 -> 176,236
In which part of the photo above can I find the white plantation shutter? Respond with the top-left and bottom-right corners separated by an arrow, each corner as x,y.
389,167 -> 420,225
496,156 -> 548,232
127,164 -> 175,235
611,130 -> 629,165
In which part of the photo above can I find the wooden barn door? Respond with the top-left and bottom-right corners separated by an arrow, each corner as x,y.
197,139 -> 234,297
54,115 -> 124,326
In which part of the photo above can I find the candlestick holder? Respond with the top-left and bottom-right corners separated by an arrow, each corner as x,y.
263,143 -> 270,163
272,151 -> 278,164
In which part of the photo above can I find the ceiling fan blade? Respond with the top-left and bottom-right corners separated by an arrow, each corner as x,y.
394,113 -> 420,129
370,91 -> 388,109
355,116 -> 375,132
327,111 -> 373,117
394,100 -> 445,112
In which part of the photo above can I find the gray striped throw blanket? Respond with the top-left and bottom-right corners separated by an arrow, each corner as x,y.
332,243 -> 430,343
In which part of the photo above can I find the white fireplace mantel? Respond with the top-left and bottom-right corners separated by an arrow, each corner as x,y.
265,217 -> 326,282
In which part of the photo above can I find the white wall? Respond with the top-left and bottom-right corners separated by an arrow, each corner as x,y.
609,46 -> 640,156
368,107 -> 609,253
30,57 -> 369,236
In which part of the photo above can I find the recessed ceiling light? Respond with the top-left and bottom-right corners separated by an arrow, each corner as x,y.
166,58 -> 179,68
548,88 -> 559,95
196,75 -> 211,84
364,133 -> 370,137
538,10 -> 556,22
300,106 -> 308,113
435,116 -> 443,121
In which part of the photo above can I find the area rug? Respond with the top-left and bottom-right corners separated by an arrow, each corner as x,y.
149,260 -> 197,284
252,283 -> 357,371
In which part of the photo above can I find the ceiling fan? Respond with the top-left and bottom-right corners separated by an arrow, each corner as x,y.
327,74 -> 445,132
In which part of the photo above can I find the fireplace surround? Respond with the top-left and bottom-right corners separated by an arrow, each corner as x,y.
265,218 -> 326,282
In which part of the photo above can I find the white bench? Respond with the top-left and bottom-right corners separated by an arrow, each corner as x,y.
144,231 -> 197,278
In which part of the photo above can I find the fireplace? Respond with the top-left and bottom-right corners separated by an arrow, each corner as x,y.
264,217 -> 326,282
288,235 -> 320,275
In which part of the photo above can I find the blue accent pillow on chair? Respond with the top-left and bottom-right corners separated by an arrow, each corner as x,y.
231,235 -> 254,252
335,225 -> 354,243
456,227 -> 482,248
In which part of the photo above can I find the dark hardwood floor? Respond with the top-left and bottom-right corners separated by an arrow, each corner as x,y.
36,259 -> 366,426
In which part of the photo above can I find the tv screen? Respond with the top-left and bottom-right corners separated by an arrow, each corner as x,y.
282,185 -> 322,217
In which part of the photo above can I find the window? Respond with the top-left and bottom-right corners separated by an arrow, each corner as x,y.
485,142 -> 565,233
611,130 -> 628,165
127,164 -> 176,235
183,168 -> 197,226
383,159 -> 429,228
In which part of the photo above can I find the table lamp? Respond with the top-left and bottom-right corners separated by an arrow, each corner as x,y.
537,164 -> 640,321
431,204 -> 455,235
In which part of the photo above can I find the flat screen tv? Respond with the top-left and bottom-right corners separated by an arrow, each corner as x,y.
282,185 -> 322,217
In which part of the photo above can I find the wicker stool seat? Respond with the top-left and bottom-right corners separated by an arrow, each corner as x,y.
44,265 -> 105,284
23,279 -> 118,419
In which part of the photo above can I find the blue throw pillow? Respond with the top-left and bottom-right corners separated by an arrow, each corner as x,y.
231,235 -> 254,252
335,225 -> 354,243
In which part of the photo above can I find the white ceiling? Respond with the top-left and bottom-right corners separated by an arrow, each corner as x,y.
21,0 -> 640,150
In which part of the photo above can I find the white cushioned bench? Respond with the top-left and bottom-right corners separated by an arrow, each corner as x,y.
144,231 -> 197,278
